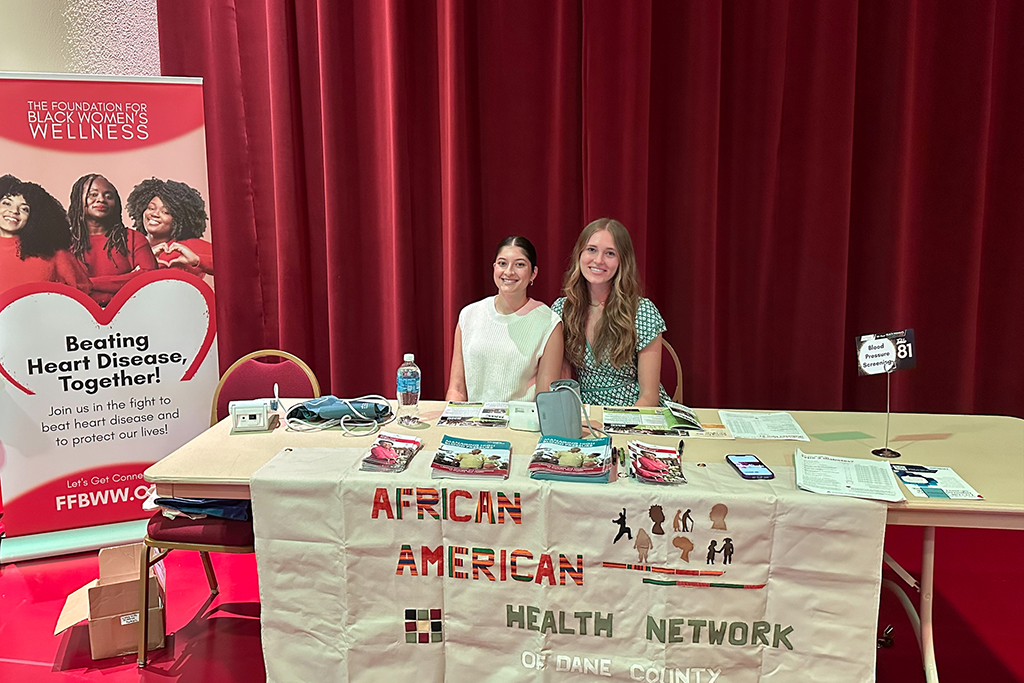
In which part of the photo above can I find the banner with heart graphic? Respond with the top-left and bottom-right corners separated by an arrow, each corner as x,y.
0,74 -> 217,539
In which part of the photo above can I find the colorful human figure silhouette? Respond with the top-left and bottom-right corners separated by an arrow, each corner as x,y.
709,503 -> 728,531
635,529 -> 653,563
706,540 -> 719,564
672,536 -> 694,562
649,505 -> 666,535
721,538 -> 735,565
612,508 -> 632,544
680,508 -> 693,532
673,509 -> 682,532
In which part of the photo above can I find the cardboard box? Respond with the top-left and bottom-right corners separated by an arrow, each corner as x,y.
54,543 -> 167,660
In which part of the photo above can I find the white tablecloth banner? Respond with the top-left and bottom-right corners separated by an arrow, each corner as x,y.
251,447 -> 886,683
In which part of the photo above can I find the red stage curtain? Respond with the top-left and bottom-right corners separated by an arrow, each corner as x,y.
157,0 -> 1023,420
157,1 -> 1023,680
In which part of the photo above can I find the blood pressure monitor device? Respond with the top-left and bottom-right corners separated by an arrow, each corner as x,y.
509,400 -> 541,432
536,390 -> 584,439
229,399 -> 276,432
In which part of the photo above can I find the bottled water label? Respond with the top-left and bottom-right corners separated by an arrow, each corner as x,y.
397,376 -> 420,394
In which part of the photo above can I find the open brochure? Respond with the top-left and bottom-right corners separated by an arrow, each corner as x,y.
360,432 -> 424,473
436,401 -> 509,428
794,449 -> 905,502
666,402 -> 703,430
627,440 -> 686,485
719,411 -> 809,441
430,435 -> 512,479
890,464 -> 983,499
528,435 -> 612,483
603,401 -> 702,436
676,423 -> 734,439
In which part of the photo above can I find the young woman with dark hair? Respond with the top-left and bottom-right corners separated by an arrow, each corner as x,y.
0,174 -> 90,295
446,236 -> 564,402
553,218 -> 668,406
126,177 -> 213,277
68,174 -> 157,305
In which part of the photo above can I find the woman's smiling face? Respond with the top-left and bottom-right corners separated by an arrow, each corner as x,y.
493,245 -> 536,298
0,194 -> 30,238
579,228 -> 620,287
144,195 -> 174,239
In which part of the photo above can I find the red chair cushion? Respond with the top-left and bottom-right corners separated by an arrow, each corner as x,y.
147,511 -> 254,547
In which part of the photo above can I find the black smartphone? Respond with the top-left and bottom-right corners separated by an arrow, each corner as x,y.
726,453 -> 774,480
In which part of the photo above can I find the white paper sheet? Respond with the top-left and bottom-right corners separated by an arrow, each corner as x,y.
794,449 -> 906,502
719,411 -> 810,441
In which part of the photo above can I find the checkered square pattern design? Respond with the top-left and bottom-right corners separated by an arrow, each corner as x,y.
404,608 -> 443,643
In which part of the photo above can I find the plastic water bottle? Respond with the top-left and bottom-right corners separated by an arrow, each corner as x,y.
397,353 -> 421,424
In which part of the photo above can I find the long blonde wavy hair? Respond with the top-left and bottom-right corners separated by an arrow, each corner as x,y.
561,218 -> 642,369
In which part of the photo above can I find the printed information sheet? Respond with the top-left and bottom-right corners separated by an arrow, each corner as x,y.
436,401 -> 509,428
719,411 -> 810,441
602,402 -> 735,438
794,449 -> 905,502
603,407 -> 675,429
891,464 -> 983,499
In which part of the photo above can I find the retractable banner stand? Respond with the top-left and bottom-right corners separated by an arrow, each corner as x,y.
0,74 -> 216,561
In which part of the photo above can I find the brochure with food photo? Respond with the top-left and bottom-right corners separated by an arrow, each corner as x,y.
528,435 -> 612,483
430,435 -> 512,479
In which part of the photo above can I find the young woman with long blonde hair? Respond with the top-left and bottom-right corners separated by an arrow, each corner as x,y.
552,218 -> 667,406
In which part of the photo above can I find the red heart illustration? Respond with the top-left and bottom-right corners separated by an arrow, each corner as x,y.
0,270 -> 216,395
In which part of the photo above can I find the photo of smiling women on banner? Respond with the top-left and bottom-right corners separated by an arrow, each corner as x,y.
0,174 -> 90,297
68,173 -> 157,306
126,177 -> 213,278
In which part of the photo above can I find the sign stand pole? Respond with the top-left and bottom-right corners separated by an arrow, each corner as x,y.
872,364 -> 901,458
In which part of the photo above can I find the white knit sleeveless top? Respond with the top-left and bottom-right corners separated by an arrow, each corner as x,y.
459,297 -> 561,402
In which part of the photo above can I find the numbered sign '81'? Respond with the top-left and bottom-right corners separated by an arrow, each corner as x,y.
856,329 -> 916,375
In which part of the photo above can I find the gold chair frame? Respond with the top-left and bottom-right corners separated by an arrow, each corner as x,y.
662,337 -> 684,404
210,349 -> 321,426
136,533 -> 255,667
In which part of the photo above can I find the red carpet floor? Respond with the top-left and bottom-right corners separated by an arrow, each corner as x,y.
0,549 -> 263,682
875,527 -> 1024,683
1,530 -> 1021,682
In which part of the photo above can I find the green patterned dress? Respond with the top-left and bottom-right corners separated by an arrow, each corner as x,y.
552,297 -> 669,406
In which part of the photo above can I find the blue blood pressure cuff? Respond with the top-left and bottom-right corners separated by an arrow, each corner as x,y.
155,497 -> 252,521
286,396 -> 392,424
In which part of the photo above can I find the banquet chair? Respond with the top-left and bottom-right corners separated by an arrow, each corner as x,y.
661,337 -> 684,403
137,513 -> 254,667
138,350 -> 319,666
210,349 -> 321,426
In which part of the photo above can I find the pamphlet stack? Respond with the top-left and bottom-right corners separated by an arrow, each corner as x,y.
430,435 -> 512,479
528,435 -> 613,483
